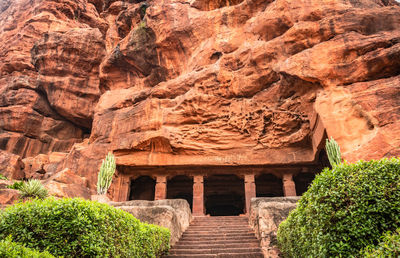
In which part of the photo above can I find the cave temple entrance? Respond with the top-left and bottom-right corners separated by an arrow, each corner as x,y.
114,159 -> 328,216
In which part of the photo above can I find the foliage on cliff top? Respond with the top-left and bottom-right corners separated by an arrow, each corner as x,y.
277,158 -> 400,257
0,198 -> 170,257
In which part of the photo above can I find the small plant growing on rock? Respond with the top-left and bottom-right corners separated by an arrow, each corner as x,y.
19,179 -> 48,200
6,181 -> 24,190
97,152 -> 116,195
326,137 -> 341,167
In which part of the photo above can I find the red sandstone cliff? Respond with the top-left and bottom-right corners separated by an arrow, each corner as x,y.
0,0 -> 399,197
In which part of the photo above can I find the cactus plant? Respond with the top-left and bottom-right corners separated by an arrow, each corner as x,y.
325,137 -> 342,167
97,152 -> 116,195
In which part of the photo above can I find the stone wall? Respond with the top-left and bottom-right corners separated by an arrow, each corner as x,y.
110,199 -> 192,245
249,197 -> 300,257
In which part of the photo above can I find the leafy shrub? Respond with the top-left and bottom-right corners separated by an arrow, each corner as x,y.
277,158 -> 400,257
0,236 -> 54,258
0,174 -> 7,180
19,179 -> 48,199
97,152 -> 116,195
363,229 -> 400,257
0,198 -> 170,257
6,181 -> 24,190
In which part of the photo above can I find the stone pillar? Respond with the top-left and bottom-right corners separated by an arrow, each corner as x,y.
193,175 -> 204,215
116,174 -> 130,202
283,173 -> 297,196
154,176 -> 167,200
244,174 -> 256,214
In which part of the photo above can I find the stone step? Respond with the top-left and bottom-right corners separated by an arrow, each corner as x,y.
192,218 -> 249,222
192,220 -> 249,223
187,225 -> 250,229
163,252 -> 264,258
169,247 -> 263,255
186,227 -> 251,232
192,219 -> 249,223
182,232 -> 255,237
191,221 -> 249,224
190,223 -> 249,227
193,216 -> 248,219
191,220 -> 249,223
177,239 -> 260,245
180,235 -> 257,241
183,229 -> 253,234
172,242 -> 261,249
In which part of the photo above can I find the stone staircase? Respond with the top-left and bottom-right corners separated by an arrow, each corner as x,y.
163,216 -> 264,258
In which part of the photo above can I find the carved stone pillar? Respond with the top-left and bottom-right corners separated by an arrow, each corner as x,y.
244,174 -> 256,214
193,175 -> 204,215
283,173 -> 297,196
116,174 -> 130,202
154,176 -> 167,200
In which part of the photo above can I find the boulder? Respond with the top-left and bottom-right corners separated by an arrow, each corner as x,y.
23,152 -> 68,180
43,168 -> 92,199
0,150 -> 24,180
22,154 -> 49,179
110,199 -> 192,245
249,197 -> 300,257
0,188 -> 19,205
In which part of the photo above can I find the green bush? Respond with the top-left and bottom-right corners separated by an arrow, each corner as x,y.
0,174 -> 7,180
277,158 -> 400,257
0,198 -> 170,257
0,236 -> 54,258
363,229 -> 400,257
6,181 -> 24,190
19,179 -> 48,199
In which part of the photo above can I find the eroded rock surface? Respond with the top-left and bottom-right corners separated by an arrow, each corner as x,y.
0,0 -> 399,196
43,167 -> 93,198
0,150 -> 24,179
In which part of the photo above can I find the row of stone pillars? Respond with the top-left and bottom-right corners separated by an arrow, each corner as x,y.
152,174 -> 297,215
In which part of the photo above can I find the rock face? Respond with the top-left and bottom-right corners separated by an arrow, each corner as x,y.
0,179 -> 20,206
0,150 -> 24,179
0,0 -> 399,196
43,168 -> 93,199
110,199 -> 192,245
249,197 -> 300,257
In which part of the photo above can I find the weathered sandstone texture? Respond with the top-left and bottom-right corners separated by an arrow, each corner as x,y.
0,0 -> 399,197
249,197 -> 300,257
0,150 -> 24,179
43,168 -> 93,199
0,179 -> 20,206
110,199 -> 192,244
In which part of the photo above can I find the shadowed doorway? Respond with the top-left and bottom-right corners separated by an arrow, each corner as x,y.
294,173 -> 316,195
204,174 -> 245,216
167,175 -> 193,211
255,173 -> 284,197
129,176 -> 155,200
